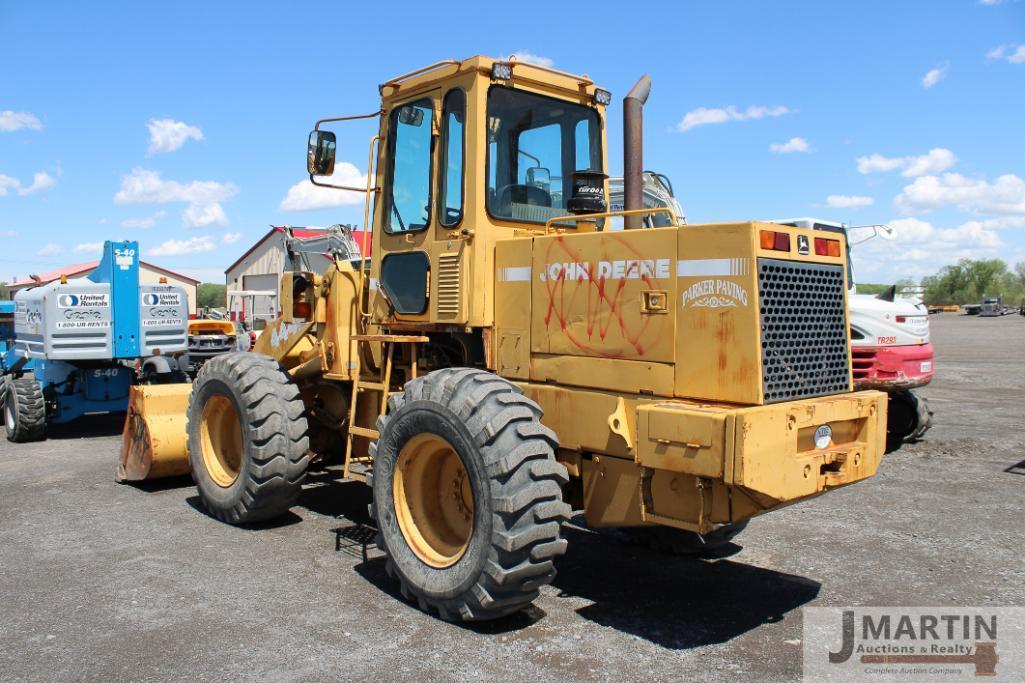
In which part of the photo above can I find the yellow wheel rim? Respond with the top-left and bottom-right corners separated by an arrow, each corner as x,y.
199,394 -> 243,488
393,433 -> 474,568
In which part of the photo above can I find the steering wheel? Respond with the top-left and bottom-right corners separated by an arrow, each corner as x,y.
496,184 -> 552,213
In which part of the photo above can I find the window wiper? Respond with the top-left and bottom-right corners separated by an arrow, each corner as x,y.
392,204 -> 407,231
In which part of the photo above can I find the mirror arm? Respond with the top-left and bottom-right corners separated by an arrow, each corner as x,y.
308,178 -> 378,192
315,110 -> 384,131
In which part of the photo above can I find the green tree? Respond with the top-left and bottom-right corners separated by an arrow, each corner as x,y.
197,282 -> 227,309
922,258 -> 1013,305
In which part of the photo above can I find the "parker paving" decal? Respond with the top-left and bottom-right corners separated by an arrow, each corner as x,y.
680,279 -> 749,308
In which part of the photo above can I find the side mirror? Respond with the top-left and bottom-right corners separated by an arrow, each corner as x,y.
307,130 -> 337,176
397,105 -> 425,127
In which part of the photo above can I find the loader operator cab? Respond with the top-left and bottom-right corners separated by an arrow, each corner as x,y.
307,57 -> 613,353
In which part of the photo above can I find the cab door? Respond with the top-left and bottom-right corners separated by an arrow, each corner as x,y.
373,93 -> 439,322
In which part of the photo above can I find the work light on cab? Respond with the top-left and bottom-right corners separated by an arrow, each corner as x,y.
592,88 -> 612,106
491,62 -> 513,80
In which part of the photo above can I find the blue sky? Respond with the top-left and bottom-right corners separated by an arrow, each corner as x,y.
1,0 -> 1023,285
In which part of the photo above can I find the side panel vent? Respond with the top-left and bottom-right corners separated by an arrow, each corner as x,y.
437,252 -> 461,317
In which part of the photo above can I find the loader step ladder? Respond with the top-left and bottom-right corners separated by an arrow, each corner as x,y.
343,334 -> 428,482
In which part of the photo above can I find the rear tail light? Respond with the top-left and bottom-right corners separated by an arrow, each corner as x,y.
814,237 -> 841,257
895,316 -> 906,323
760,230 -> 791,252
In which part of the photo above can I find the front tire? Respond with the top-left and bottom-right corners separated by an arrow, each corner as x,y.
4,376 -> 46,443
371,369 -> 571,621
187,353 -> 310,524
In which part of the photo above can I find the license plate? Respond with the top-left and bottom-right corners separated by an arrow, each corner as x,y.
920,361 -> 932,373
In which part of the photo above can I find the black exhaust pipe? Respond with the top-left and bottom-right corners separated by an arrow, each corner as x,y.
623,75 -> 651,229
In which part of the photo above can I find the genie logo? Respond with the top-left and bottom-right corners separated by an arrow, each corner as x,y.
142,293 -> 159,306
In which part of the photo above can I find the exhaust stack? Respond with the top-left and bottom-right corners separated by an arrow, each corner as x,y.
623,75 -> 651,229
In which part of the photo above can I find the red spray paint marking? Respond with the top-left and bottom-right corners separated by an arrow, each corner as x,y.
540,234 -> 663,357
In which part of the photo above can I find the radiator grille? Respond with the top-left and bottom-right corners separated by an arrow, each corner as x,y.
437,252 -> 461,317
758,258 -> 851,403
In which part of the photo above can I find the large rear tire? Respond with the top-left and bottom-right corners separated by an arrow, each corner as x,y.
4,376 -> 46,443
371,369 -> 571,621
187,353 -> 310,524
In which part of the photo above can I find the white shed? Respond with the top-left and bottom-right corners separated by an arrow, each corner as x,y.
224,226 -> 371,327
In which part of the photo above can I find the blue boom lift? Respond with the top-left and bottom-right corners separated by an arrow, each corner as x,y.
1,240 -> 190,442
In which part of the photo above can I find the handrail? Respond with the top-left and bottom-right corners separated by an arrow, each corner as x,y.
502,57 -> 595,86
543,207 -> 679,235
357,135 -> 380,320
379,60 -> 461,92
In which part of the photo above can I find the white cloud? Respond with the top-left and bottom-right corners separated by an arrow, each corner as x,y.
114,168 -> 238,205
509,51 -> 554,67
182,202 -> 228,228
857,217 -> 1004,276
895,173 -> 1025,215
37,243 -> 64,257
921,63 -> 948,89
0,110 -> 42,132
938,221 -> 1002,248
856,153 -> 906,174
73,242 -> 105,254
0,171 -> 56,196
856,148 -> 957,177
222,232 -> 242,245
0,175 -> 19,196
770,137 -> 812,153
674,105 -> 794,132
1,229 -> 18,237
279,161 -> 368,211
893,248 -> 931,262
902,149 -> 957,177
979,0 -> 1005,5
147,118 -> 204,155
98,217 -> 108,225
888,218 -> 936,243
825,194 -> 874,208
18,172 -> 56,196
972,215 -> 1025,230
987,43 -> 1025,64
121,210 -> 166,229
148,236 -> 217,257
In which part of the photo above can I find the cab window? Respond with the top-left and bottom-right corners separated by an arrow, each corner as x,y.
439,89 -> 465,227
485,86 -> 601,225
384,99 -> 434,233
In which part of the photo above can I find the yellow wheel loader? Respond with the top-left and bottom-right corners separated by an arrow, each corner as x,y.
123,56 -> 888,621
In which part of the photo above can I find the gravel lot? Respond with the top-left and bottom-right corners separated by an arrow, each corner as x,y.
1,313 -> 1023,682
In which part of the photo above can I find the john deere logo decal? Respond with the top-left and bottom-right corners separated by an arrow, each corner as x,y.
797,234 -> 810,255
